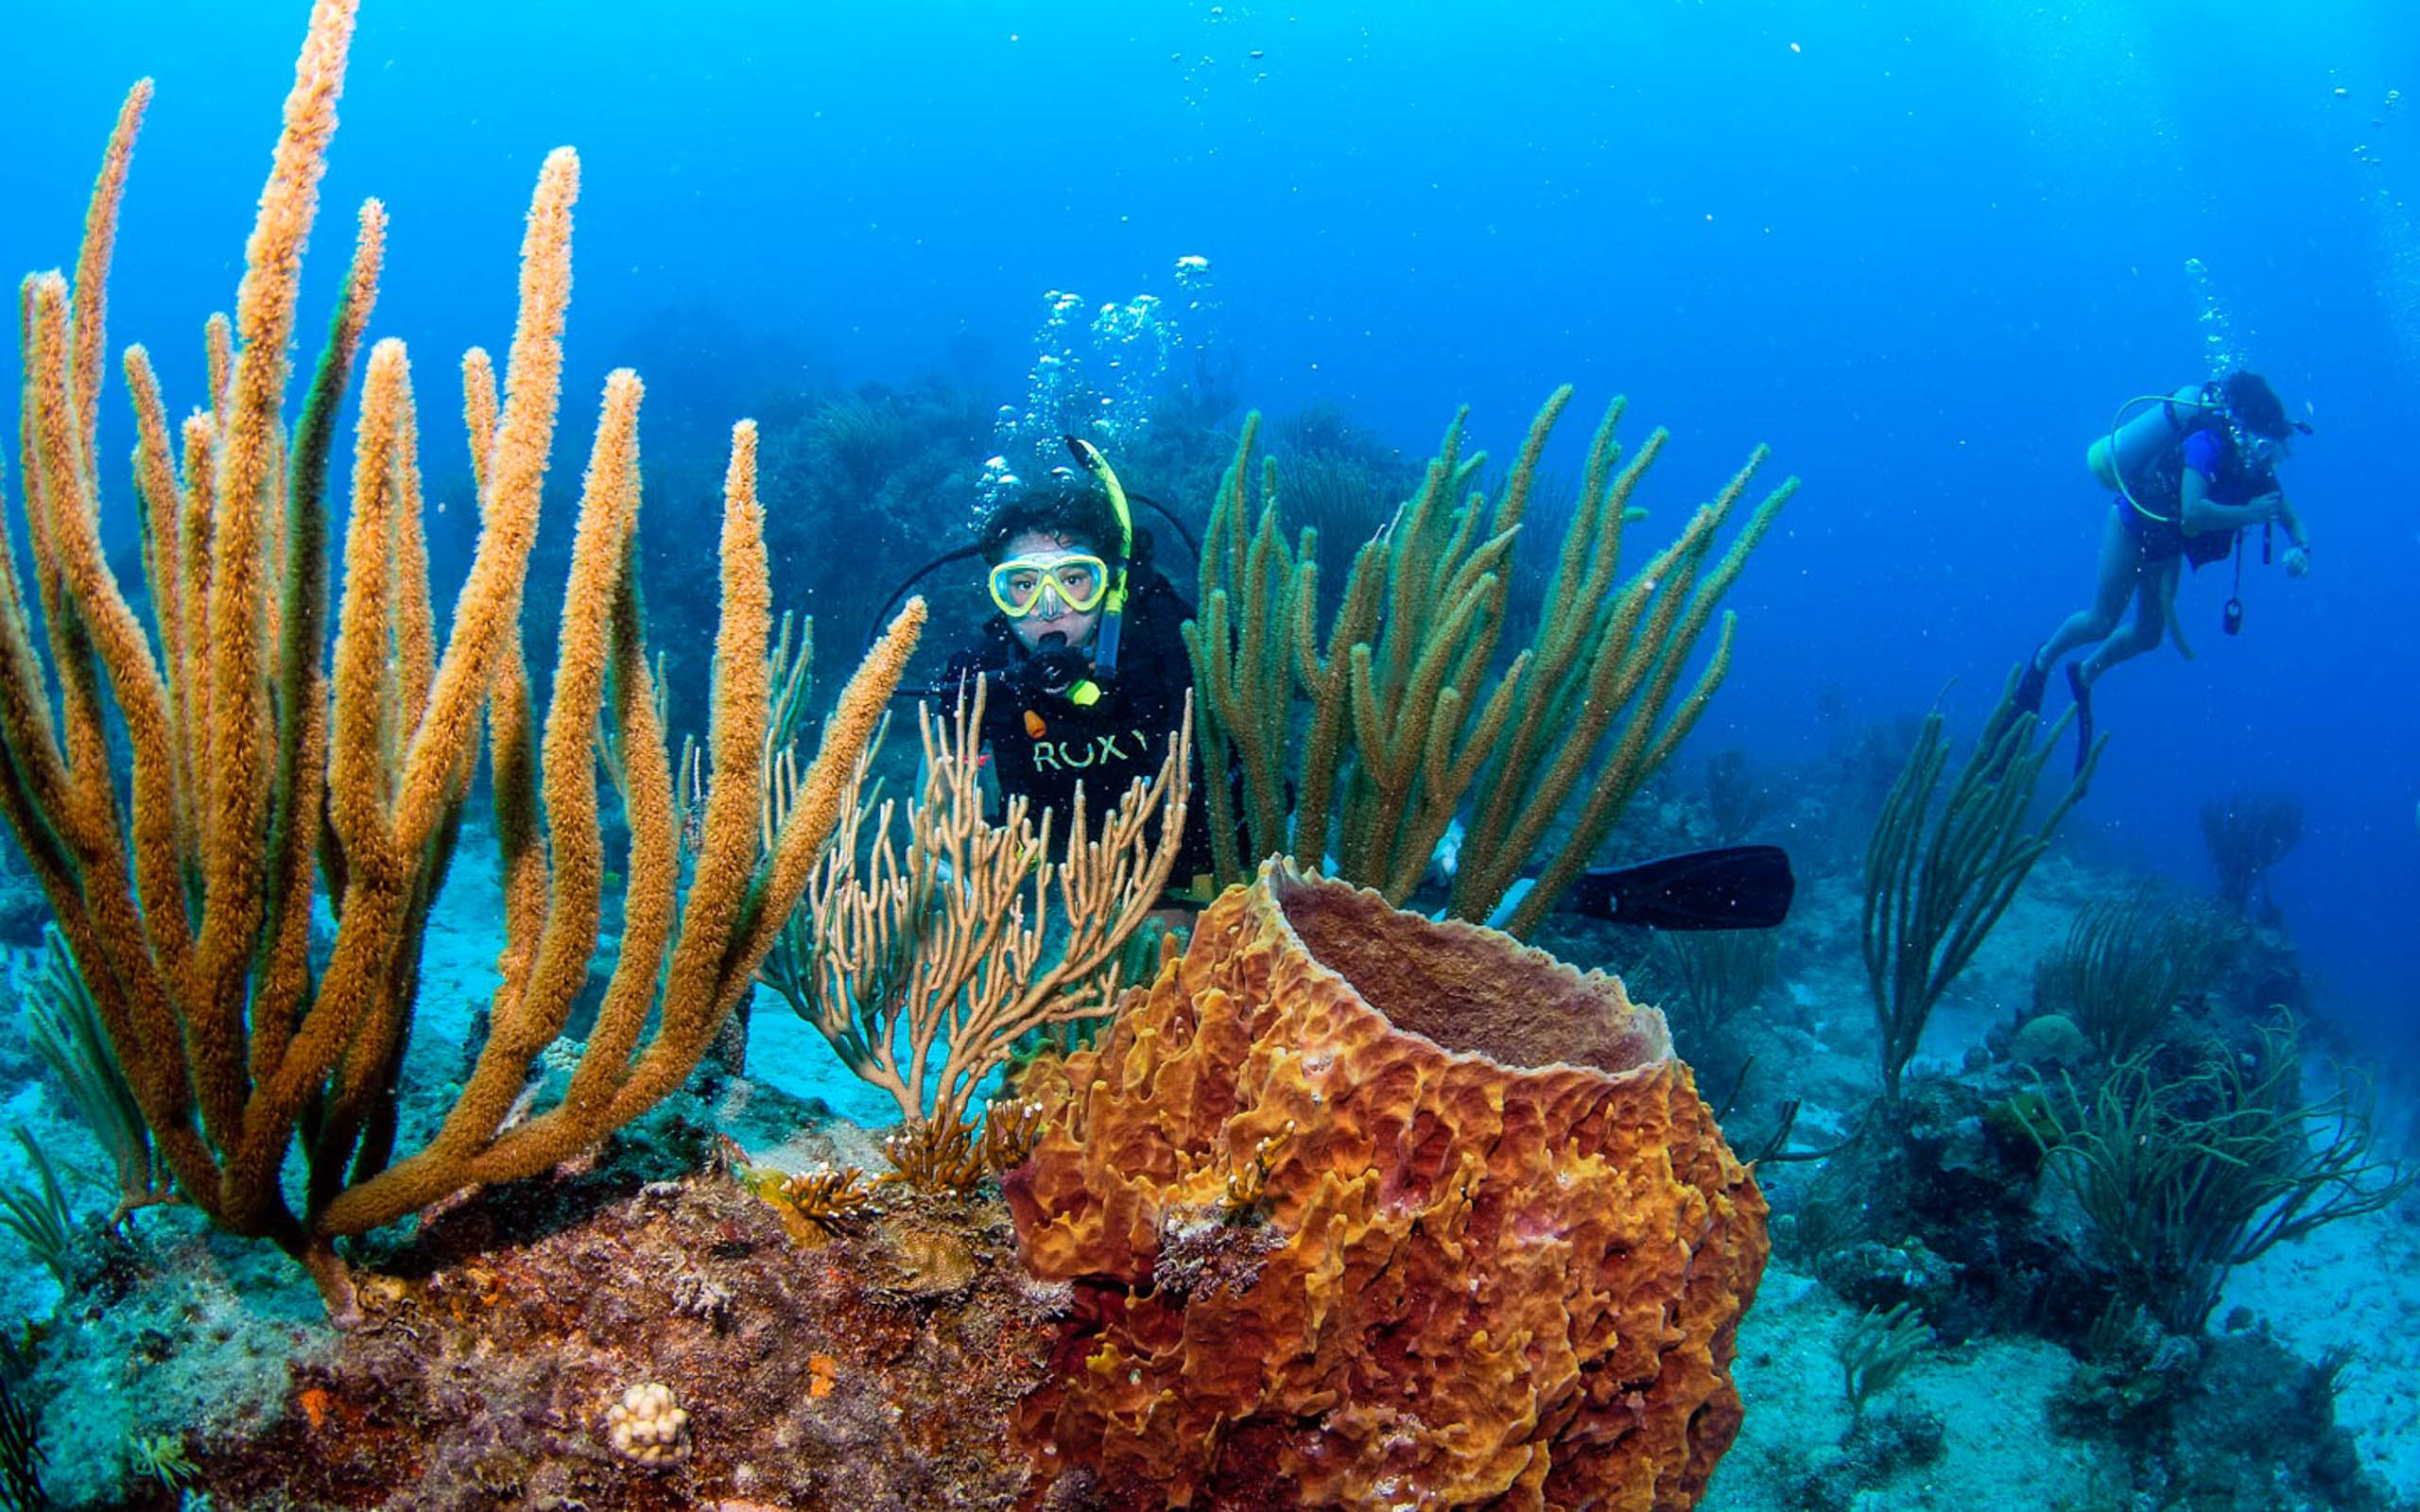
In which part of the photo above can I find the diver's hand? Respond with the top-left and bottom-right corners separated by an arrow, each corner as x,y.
2283,544 -> 2311,578
2244,491 -> 2285,524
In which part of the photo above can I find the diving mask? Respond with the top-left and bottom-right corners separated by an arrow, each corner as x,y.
989,552 -> 1110,619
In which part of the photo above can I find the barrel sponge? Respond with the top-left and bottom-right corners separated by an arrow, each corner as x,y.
1004,862 -> 1769,1510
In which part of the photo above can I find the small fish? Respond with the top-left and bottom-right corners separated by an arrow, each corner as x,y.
1025,709 -> 1047,739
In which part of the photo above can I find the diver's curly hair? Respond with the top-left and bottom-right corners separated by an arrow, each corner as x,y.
2220,370 -> 2291,440
978,477 -> 1153,569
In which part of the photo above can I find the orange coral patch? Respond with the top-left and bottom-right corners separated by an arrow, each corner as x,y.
1004,862 -> 1769,1509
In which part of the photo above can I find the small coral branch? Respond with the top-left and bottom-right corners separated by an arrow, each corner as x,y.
1862,670 -> 2099,1101
977,1097 -> 1048,1175
0,1131 -> 78,1288
1653,927 -> 1779,1055
881,1119 -> 991,1194
774,679 -> 1191,1142
752,1164 -> 883,1241
1836,1301 -> 1935,1422
2035,885 -> 2236,1065
2200,789 -> 2302,917
0,1372 -> 41,1511
2031,1013 -> 2413,1333
21,926 -> 172,1223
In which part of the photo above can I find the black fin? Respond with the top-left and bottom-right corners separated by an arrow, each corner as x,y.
1566,846 -> 1795,931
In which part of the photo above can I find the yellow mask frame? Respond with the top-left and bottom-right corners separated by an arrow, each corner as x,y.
988,552 -> 1111,619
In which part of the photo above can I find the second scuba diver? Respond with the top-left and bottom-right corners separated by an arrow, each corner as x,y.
2017,369 -> 2313,767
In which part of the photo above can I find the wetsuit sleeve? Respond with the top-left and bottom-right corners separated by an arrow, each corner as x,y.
2182,429 -> 2222,482
1120,588 -> 1198,731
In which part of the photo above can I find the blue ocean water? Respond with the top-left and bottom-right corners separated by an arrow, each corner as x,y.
3,2 -> 2419,1503
8,1 -> 2411,1027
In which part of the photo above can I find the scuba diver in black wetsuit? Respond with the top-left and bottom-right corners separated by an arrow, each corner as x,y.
2015,369 -> 2314,770
935,443 -> 1221,922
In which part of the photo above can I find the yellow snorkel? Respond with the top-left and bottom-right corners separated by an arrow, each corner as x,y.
1063,436 -> 1134,679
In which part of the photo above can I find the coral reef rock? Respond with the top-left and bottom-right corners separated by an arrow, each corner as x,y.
200,1176 -> 1053,1509
1006,862 -> 1769,1510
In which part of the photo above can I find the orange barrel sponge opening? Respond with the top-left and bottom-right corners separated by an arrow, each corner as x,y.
1005,860 -> 1770,1511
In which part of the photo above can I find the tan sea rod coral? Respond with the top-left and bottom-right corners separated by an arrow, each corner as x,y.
1007,862 -> 1769,1510
0,0 -> 921,1320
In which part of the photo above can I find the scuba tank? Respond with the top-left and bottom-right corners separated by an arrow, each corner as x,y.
2086,383 -> 2220,495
